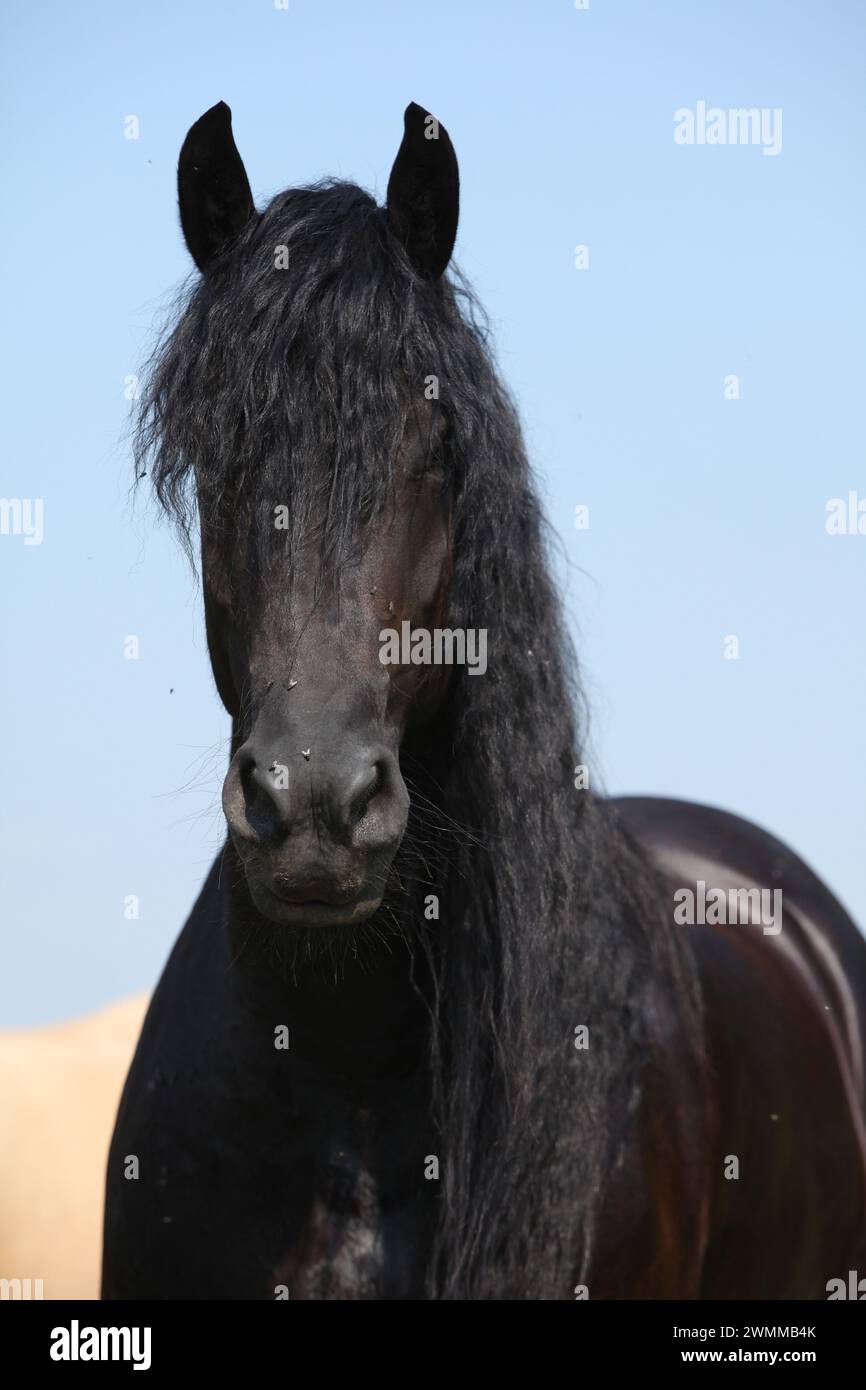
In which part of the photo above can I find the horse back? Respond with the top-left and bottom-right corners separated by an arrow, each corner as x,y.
614,795 -> 866,1298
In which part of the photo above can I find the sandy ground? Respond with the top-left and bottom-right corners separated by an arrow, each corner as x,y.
0,993 -> 149,1299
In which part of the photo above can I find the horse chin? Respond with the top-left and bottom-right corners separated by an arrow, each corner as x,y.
246,874 -> 383,929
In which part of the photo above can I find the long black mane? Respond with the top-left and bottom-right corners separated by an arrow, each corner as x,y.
135,180 -> 703,1298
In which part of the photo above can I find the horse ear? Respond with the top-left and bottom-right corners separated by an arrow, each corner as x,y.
386,103 -> 459,279
178,102 -> 255,272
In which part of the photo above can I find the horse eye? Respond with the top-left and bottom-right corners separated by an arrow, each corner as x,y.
407,457 -> 447,486
437,415 -> 452,448
427,419 -> 451,475
405,450 -> 445,483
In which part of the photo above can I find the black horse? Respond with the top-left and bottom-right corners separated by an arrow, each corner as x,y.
102,102 -> 866,1299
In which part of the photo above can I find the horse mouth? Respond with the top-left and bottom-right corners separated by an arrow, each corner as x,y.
247,875 -> 383,927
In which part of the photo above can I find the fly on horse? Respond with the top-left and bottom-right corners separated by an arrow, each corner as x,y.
102,102 -> 866,1299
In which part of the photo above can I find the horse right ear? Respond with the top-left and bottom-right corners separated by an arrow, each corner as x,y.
387,103 -> 459,279
178,102 -> 255,272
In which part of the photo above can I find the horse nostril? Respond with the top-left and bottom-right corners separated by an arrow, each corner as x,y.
346,753 -> 408,851
350,763 -> 383,827
226,751 -> 288,846
240,756 -> 257,806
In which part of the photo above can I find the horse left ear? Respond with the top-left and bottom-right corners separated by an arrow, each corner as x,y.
178,101 -> 256,272
386,103 -> 459,279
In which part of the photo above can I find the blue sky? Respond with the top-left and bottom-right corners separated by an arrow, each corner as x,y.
2,0 -> 864,1024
